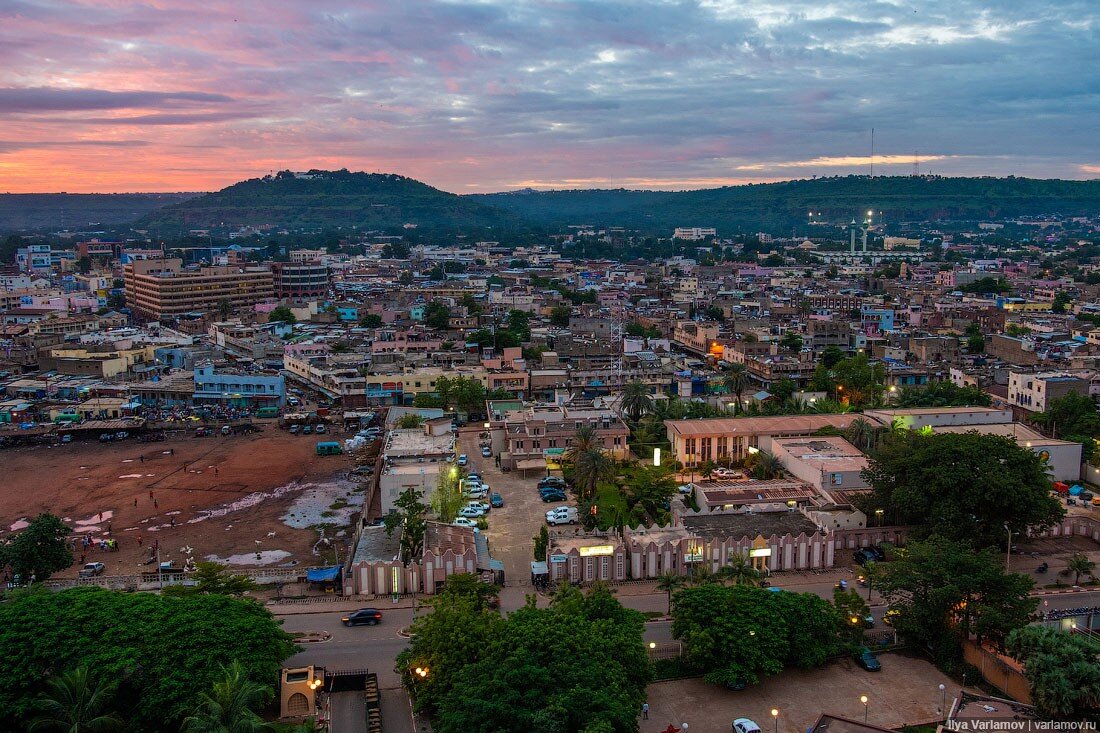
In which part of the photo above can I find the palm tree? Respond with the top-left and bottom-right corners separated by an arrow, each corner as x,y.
718,553 -> 760,586
723,364 -> 749,414
620,381 -> 654,423
1064,552 -> 1096,586
747,450 -> 784,480
655,570 -> 686,614
565,424 -> 600,461
181,661 -> 273,733
29,666 -> 123,733
571,447 -> 614,501
845,417 -> 879,453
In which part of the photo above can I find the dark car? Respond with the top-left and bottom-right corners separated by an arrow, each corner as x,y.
853,548 -> 877,566
538,477 -> 567,488
854,647 -> 881,671
342,608 -> 383,626
540,489 -> 567,502
490,492 -> 504,508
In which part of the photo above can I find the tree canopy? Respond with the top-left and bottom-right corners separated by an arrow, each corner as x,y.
0,513 -> 72,582
0,588 -> 295,731
1006,626 -> 1100,719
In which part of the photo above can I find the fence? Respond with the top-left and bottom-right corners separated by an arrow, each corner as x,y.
961,640 -> 1032,705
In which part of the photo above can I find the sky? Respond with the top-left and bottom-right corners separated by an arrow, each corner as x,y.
1,0 -> 1097,193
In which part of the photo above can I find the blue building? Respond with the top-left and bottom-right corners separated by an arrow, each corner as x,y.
860,307 -> 895,334
193,362 -> 285,408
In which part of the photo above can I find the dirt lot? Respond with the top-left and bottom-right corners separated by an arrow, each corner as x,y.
0,425 -> 359,576
642,651 -> 977,732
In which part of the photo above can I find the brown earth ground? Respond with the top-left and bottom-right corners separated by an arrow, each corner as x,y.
0,425 -> 357,577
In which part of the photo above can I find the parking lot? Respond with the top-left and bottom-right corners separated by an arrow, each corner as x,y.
641,651 -> 975,733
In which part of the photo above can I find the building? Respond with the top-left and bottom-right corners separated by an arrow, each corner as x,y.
496,404 -> 630,472
193,362 -> 285,407
272,262 -> 329,298
665,414 -> 869,466
123,258 -> 275,321
762,435 -> 870,491
672,227 -> 716,241
1007,371 -> 1088,413
377,418 -> 456,514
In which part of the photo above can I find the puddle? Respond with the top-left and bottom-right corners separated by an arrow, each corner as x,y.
206,550 -> 292,566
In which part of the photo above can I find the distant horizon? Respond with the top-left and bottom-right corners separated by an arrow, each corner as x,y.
2,2 -> 1097,194
4,170 -> 1100,198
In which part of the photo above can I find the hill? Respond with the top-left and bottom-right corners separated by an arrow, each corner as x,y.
471,176 -> 1100,232
0,193 -> 198,232
141,170 -> 514,233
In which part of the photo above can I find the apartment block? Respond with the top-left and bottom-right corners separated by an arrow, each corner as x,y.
123,258 -> 274,321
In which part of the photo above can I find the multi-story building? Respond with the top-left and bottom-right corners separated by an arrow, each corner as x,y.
673,227 -> 716,241
193,362 -> 285,408
665,414 -> 867,466
272,261 -> 329,298
493,404 -> 630,471
123,259 -> 274,321
1007,371 -> 1089,413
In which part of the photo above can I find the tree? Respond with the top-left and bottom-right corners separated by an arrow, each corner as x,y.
180,661 -> 272,733
723,364 -> 749,413
431,467 -> 465,523
873,537 -> 1036,659
0,513 -> 72,583
1051,291 -> 1073,314
549,306 -> 571,327
505,309 -> 531,341
397,413 -> 424,429
844,417 -> 881,454
217,298 -> 232,320
820,345 -> 845,369
893,381 -> 992,408
1062,552 -> 1096,586
435,375 -> 488,416
533,526 -> 549,562
424,301 -> 451,329
1031,392 -> 1100,463
267,305 -> 296,324
619,381 -> 654,423
716,553 -> 759,587
398,270 -> 414,285
1005,626 -> 1100,719
29,666 -> 124,733
832,588 -> 871,646
746,450 -> 783,480
0,588 -> 294,730
162,562 -> 256,598
655,571 -> 686,614
864,431 -> 1064,548
566,426 -> 613,501
779,331 -> 803,352
384,488 -> 428,565
625,322 -> 660,339
359,313 -> 382,328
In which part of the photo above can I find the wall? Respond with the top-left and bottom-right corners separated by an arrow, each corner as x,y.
962,641 -> 1032,705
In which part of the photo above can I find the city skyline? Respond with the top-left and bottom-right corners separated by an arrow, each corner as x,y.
2,0 -> 1098,193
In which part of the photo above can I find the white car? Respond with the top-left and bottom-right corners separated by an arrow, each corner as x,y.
678,483 -> 696,495
712,467 -> 738,479
465,488 -> 488,500
733,720 -> 761,733
465,500 -> 490,513
452,517 -> 479,529
459,505 -> 486,518
545,506 -> 578,525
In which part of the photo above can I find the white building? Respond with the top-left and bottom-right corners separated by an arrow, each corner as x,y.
673,227 -> 716,241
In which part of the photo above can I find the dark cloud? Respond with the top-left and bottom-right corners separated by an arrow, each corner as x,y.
0,87 -> 235,113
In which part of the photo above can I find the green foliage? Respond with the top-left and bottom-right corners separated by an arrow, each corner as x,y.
505,309 -> 531,341
431,466 -> 465,523
161,562 -> 257,597
29,665 -> 124,733
671,584 -> 842,688
0,588 -> 295,731
398,580 -> 648,733
892,380 -> 992,408
267,305 -> 296,324
397,413 -> 425,429
434,375 -> 489,415
624,322 -> 661,339
549,305 -> 572,327
779,331 -> 803,352
873,537 -> 1036,655
810,353 -> 886,407
1061,552 -> 1096,586
620,381 -> 654,422
1005,626 -> 1100,719
533,526 -> 549,562
0,513 -> 72,582
424,301 -> 451,329
359,313 -> 383,328
723,364 -> 749,413
832,588 -> 871,646
181,661 -> 273,733
958,277 -> 1011,294
383,488 -> 428,565
863,431 -> 1064,548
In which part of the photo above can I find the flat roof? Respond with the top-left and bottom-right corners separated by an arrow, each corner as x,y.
666,414 -> 870,437
931,422 -> 1075,446
383,428 -> 454,457
866,406 -> 1008,416
698,479 -> 817,506
683,511 -> 821,541
772,436 -> 869,472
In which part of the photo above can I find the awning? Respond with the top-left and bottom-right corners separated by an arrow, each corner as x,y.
305,566 -> 341,582
531,561 -> 549,576
514,458 -> 546,471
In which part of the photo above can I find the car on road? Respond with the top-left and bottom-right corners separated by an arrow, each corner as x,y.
342,608 -> 383,626
545,506 -> 578,525
78,562 -> 105,577
481,446 -> 492,458
457,454 -> 468,466
490,492 -> 504,508
540,488 -> 567,502
854,647 -> 882,671
452,518 -> 479,529
732,719 -> 761,733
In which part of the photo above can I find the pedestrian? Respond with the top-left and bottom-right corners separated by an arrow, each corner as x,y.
154,499 -> 158,509
170,517 -> 176,528
642,703 -> 649,720
133,498 -> 138,507
97,511 -> 102,521
106,522 -> 111,535
138,535 -> 142,547
149,490 -> 154,499
140,455 -> 144,463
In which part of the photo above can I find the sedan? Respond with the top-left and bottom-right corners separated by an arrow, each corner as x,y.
458,505 -> 486,518
490,492 -> 504,508
457,454 -> 468,466
540,490 -> 567,503
452,518 -> 479,529
342,609 -> 383,626
733,719 -> 761,733
854,647 -> 882,671
481,446 -> 492,458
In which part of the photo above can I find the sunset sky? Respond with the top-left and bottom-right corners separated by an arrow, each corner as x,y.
2,0 -> 1097,193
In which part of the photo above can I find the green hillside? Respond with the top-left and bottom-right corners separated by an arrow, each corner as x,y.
471,176 -> 1100,232
0,193 -> 197,232
141,169 -> 514,232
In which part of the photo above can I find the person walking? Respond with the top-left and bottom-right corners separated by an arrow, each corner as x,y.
642,703 -> 649,720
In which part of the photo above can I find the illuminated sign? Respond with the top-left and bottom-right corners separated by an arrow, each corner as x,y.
549,554 -> 568,564
684,553 -> 704,563
749,548 -> 772,558
579,545 -> 614,557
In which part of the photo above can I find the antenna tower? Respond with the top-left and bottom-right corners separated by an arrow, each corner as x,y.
913,151 -> 919,177
869,127 -> 874,178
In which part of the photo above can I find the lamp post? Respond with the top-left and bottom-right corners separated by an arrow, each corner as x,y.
938,683 -> 946,715
771,708 -> 779,733
860,695 -> 868,723
1005,523 -> 1013,571
874,508 -> 884,528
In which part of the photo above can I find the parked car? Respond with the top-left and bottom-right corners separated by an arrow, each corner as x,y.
194,427 -> 211,437
342,609 -> 383,626
466,472 -> 482,483
459,505 -> 486,518
302,425 -> 313,435
289,424 -> 300,434
732,719 -> 761,733
546,506 -> 578,525
853,548 -> 877,565
678,483 -> 696,495
465,500 -> 490,513
315,424 -> 326,434
78,562 -> 105,577
457,454 -> 468,466
490,492 -> 504,508
452,518 -> 479,529
538,477 -> 566,488
540,489 -> 567,502
854,647 -> 882,671
220,425 -> 232,436
712,467 -> 738,479
466,488 -> 489,500
481,446 -> 492,458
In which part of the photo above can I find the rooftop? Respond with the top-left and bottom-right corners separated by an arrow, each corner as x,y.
683,511 -> 821,541
771,436 -> 869,473
382,428 -> 455,458
698,479 -> 818,507
666,413 -> 869,437
351,524 -> 401,564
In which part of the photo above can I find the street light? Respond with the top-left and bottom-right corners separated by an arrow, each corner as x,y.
938,683 -> 946,714
649,642 -> 656,649
860,695 -> 868,723
771,708 -> 779,733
